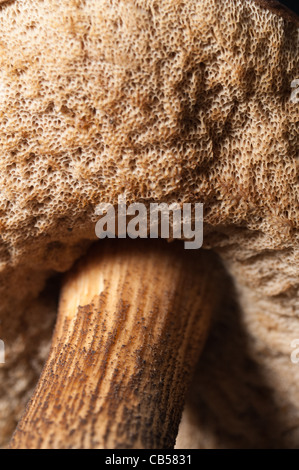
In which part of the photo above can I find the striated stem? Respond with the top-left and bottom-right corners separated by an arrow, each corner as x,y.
10,239 -> 216,449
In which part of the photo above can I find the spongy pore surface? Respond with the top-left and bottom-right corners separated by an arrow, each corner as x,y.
0,0 -> 298,448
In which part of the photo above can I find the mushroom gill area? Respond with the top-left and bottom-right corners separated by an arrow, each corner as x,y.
0,0 -> 298,448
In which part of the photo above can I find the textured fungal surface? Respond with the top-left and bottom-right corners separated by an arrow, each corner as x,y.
0,0 -> 298,448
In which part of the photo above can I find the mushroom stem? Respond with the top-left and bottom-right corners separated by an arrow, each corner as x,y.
10,239 -> 215,449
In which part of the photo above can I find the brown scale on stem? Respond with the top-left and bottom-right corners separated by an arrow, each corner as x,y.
9,239 -> 220,449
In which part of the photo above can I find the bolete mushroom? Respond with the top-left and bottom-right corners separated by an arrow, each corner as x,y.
0,0 -> 298,449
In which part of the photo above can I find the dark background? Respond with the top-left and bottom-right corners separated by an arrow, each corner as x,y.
278,0 -> 299,16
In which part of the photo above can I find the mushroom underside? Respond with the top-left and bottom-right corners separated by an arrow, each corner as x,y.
0,0 -> 298,449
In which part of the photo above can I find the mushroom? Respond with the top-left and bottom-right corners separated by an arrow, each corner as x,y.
0,0 -> 298,449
